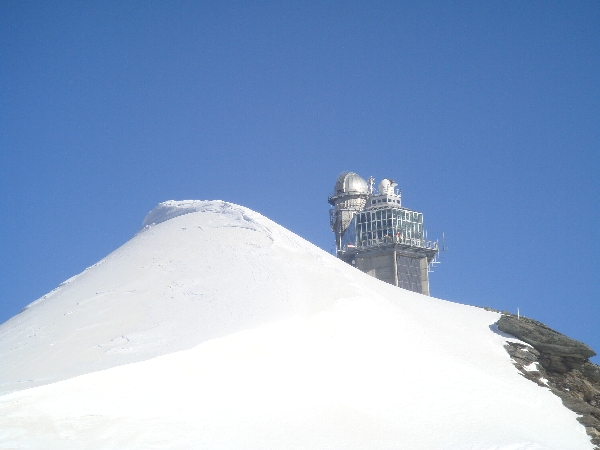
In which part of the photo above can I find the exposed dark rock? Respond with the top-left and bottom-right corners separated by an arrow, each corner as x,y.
497,314 -> 595,360
583,362 -> 600,384
496,313 -> 600,449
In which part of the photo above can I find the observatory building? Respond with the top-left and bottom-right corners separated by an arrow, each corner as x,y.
328,172 -> 439,295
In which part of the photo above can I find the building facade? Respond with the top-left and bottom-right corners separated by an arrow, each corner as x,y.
329,172 -> 438,295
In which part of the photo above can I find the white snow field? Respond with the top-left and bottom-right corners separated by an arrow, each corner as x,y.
0,200 -> 592,449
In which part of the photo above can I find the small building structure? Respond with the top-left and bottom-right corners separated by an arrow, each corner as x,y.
328,172 -> 439,295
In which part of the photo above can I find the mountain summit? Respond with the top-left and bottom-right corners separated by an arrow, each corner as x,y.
0,201 -> 593,449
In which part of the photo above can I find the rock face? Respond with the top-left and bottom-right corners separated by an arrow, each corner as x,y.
498,314 -> 596,373
497,313 -> 600,449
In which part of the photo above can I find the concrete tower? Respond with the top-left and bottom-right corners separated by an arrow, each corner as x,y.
329,172 -> 439,295
328,172 -> 370,251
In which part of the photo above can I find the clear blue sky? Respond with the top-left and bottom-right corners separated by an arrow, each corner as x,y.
1,1 -> 599,362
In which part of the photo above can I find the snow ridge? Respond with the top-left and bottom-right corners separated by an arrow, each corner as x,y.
0,200 -> 594,449
141,200 -> 248,229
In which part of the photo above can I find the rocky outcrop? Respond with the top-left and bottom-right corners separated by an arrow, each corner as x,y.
498,314 -> 596,373
495,312 -> 600,449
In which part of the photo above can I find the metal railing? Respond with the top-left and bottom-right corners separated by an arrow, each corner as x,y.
341,234 -> 438,253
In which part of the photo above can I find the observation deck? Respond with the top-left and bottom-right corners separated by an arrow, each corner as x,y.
329,172 -> 440,295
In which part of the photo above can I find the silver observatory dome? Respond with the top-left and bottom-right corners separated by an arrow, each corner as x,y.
333,172 -> 369,196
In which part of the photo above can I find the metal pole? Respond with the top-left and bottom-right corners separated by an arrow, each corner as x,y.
393,250 -> 398,287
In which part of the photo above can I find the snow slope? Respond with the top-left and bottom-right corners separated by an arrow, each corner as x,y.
0,200 -> 592,449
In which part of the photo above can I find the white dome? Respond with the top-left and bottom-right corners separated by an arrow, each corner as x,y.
378,179 -> 397,195
333,172 -> 368,196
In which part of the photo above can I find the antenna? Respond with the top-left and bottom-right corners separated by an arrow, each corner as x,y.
432,232 -> 448,268
441,232 -> 448,252
367,176 -> 375,195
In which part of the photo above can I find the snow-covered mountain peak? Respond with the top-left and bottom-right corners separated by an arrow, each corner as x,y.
0,201 -> 594,449
0,200 -> 355,395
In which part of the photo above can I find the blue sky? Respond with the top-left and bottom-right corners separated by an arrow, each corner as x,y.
1,1 -> 599,362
